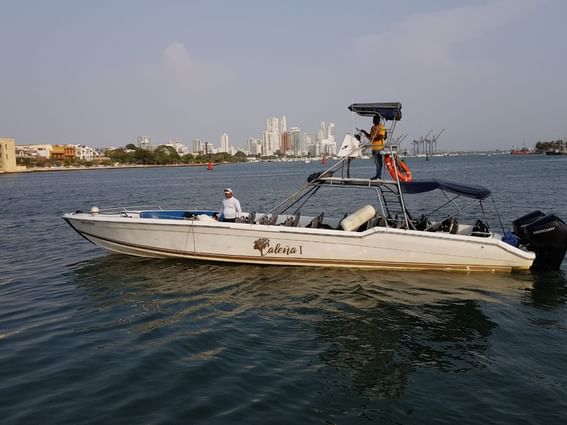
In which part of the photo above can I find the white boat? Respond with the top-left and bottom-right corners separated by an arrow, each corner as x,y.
63,103 -> 567,272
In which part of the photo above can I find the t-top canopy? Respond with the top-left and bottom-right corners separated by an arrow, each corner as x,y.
348,102 -> 402,121
400,179 -> 491,200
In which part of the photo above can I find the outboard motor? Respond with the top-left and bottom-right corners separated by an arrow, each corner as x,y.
515,213 -> 567,271
513,210 -> 545,242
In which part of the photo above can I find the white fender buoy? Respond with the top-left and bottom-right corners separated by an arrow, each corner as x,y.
340,205 -> 376,231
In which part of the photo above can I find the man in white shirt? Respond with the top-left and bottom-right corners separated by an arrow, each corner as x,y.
219,188 -> 241,222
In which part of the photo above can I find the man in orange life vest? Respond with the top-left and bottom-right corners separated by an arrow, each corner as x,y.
361,114 -> 386,179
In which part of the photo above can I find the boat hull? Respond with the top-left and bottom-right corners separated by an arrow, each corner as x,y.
63,213 -> 535,272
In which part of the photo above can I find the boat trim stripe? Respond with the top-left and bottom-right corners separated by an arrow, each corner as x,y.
78,229 -> 522,272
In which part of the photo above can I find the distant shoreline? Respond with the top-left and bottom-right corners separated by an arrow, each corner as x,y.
4,163 -> 224,174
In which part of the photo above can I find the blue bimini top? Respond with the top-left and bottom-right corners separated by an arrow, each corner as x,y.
400,179 -> 491,200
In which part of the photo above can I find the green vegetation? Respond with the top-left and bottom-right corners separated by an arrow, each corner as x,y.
17,145 -> 249,168
17,157 -> 112,168
107,146 -> 248,165
535,140 -> 565,153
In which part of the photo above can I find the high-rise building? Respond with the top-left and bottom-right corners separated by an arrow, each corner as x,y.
290,127 -> 302,156
328,123 -> 336,143
303,134 -> 312,156
267,116 -> 279,133
280,132 -> 291,154
321,140 -> 337,156
280,115 -> 287,133
220,133 -> 229,153
318,122 -> 327,143
192,139 -> 203,154
245,137 -> 262,156
263,116 -> 282,156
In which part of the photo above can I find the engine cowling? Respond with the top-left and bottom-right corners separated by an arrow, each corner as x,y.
514,212 -> 567,271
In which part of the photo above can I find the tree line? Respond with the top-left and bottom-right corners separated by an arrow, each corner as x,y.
107,145 -> 248,165
17,145 -> 249,168
535,140 -> 565,152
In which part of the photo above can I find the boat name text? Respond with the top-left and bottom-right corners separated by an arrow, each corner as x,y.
253,238 -> 303,256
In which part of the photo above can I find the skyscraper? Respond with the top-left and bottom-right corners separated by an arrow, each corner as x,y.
290,127 -> 302,156
192,139 -> 203,154
280,131 -> 291,154
328,123 -> 336,143
263,116 -> 281,156
220,133 -> 229,153
280,115 -> 287,133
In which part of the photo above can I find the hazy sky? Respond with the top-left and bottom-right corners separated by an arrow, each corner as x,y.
1,0 -> 566,150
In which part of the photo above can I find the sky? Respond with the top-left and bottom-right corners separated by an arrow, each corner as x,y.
1,0 -> 566,151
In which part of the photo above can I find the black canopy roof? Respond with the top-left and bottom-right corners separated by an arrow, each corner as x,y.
348,102 -> 402,121
400,179 -> 491,200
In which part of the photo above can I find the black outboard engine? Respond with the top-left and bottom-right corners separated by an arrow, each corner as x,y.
513,211 -> 567,271
513,210 -> 545,242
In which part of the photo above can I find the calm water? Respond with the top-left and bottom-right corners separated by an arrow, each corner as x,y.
1,155 -> 567,424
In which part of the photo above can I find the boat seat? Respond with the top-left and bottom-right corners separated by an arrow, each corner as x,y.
258,213 -> 278,225
247,211 -> 256,224
427,216 -> 459,233
281,213 -> 300,227
235,212 -> 256,224
307,212 -> 324,228
471,219 -> 491,237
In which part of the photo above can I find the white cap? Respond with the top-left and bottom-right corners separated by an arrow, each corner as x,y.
224,188 -> 233,193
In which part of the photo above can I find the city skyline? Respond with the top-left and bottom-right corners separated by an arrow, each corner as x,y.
1,1 -> 566,150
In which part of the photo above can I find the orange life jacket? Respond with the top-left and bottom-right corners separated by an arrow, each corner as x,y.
370,124 -> 386,151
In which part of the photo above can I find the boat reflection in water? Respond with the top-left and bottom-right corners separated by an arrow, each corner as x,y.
70,255 -> 567,405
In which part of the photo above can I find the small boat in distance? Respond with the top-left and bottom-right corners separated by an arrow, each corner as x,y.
63,102 -> 567,272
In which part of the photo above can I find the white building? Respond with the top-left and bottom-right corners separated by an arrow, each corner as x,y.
303,134 -> 312,156
290,127 -> 302,156
262,116 -> 285,156
166,140 -> 189,155
76,145 -> 95,161
308,141 -> 322,157
328,123 -> 336,143
245,137 -> 262,156
15,144 -> 52,159
203,141 -> 215,154
262,131 -> 277,156
192,139 -> 204,154
137,136 -> 151,150
220,133 -> 229,153
317,122 -> 326,143
280,115 -> 287,133
321,140 -> 337,156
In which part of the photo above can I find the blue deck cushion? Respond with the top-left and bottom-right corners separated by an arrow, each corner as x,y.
139,210 -> 216,220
